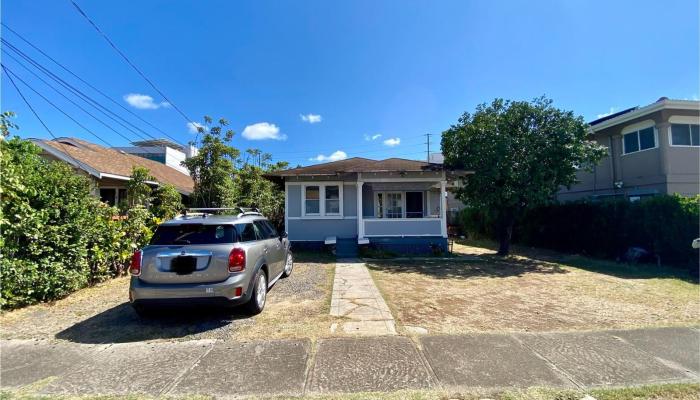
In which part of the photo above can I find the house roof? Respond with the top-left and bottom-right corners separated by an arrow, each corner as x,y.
31,137 -> 194,195
588,98 -> 700,132
267,157 -> 445,177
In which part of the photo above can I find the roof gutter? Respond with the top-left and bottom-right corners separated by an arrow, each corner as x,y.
590,99 -> 699,133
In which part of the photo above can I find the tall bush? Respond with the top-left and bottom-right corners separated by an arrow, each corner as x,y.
460,195 -> 699,266
0,138 -> 154,308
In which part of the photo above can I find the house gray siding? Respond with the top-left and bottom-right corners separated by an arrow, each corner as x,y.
286,182 -> 358,241
343,184 -> 357,217
287,185 -> 302,217
557,106 -> 700,201
287,218 -> 357,241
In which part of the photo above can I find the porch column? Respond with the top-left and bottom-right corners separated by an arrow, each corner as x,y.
356,180 -> 364,240
440,180 -> 447,238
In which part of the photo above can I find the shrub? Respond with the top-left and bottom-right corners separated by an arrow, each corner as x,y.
459,195 -> 699,266
0,138 -> 154,309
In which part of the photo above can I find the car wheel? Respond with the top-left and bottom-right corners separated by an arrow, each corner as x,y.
245,269 -> 267,315
282,251 -> 294,278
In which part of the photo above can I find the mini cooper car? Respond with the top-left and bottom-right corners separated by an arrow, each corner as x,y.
129,209 -> 293,315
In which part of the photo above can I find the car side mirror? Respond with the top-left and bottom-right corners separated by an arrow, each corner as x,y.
279,231 -> 288,240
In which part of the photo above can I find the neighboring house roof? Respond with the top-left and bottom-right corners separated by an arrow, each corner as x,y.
31,137 -> 194,195
267,157 -> 445,177
588,98 -> 700,132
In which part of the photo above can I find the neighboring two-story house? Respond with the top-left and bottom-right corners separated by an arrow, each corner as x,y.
558,98 -> 700,201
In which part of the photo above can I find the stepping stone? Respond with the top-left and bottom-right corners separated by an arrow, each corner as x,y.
330,259 -> 395,335
309,336 -> 432,393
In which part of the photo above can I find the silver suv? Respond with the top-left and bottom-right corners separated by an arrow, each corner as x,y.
128,209 -> 293,315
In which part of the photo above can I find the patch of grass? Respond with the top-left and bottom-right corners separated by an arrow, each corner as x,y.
294,250 -> 336,264
258,383 -> 700,400
2,384 -> 698,400
369,240 -> 699,334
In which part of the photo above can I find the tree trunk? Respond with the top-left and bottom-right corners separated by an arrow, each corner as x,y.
496,209 -> 516,256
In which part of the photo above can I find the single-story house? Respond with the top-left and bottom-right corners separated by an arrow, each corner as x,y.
31,137 -> 194,206
267,157 -> 472,255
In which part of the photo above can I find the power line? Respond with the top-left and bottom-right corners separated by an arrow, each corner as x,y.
2,64 -> 115,147
1,23 -> 187,146
1,36 -> 187,146
3,50 -> 146,143
69,1 -> 197,134
2,63 -> 92,171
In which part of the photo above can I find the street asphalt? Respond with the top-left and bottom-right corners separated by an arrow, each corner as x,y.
1,327 -> 698,397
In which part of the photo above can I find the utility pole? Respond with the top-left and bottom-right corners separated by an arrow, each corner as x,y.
425,133 -> 432,162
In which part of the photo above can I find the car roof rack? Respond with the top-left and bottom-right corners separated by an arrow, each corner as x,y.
179,207 -> 262,219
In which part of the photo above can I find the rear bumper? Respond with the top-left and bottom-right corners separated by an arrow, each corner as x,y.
129,273 -> 252,307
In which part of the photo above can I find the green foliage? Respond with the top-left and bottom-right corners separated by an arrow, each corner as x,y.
126,166 -> 154,208
234,149 -> 286,229
152,183 -> 183,220
182,116 -> 239,208
0,138 -> 153,309
442,97 -> 607,254
0,111 -> 18,137
460,195 -> 700,266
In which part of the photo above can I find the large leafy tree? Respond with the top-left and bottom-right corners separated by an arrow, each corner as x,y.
235,149 -> 288,229
442,97 -> 607,255
182,116 -> 239,208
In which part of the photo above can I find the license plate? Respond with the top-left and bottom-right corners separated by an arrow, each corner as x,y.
171,256 -> 196,275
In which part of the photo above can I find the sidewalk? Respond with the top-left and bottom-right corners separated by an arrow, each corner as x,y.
2,327 -> 698,397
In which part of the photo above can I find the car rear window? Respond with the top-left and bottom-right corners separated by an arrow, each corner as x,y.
150,224 -> 236,245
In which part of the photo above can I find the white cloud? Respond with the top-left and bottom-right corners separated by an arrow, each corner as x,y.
242,122 -> 286,140
300,113 -> 322,124
596,107 -> 617,119
123,93 -> 170,110
364,133 -> 382,141
383,137 -> 401,147
187,122 -> 205,134
309,150 -> 347,162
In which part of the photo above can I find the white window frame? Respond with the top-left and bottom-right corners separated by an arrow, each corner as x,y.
669,123 -> 700,147
621,121 -> 658,155
384,191 -> 404,219
301,182 -> 344,218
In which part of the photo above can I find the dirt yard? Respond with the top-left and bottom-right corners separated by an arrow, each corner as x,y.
367,241 -> 700,335
0,255 -> 338,343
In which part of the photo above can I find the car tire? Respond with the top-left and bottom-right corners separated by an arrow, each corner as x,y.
282,251 -> 294,278
244,269 -> 267,315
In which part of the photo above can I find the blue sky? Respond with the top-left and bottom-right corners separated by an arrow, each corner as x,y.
2,0 -> 698,166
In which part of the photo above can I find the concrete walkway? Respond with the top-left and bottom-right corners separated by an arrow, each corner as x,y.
330,259 -> 396,335
2,327 -> 698,397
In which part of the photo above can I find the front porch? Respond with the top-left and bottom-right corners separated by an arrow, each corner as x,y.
356,172 -> 448,244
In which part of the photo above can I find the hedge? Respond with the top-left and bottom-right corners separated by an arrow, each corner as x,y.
459,195 -> 699,266
0,138 -> 155,309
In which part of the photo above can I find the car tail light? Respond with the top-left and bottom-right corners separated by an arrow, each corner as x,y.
234,287 -> 242,297
228,248 -> 245,272
130,250 -> 142,276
